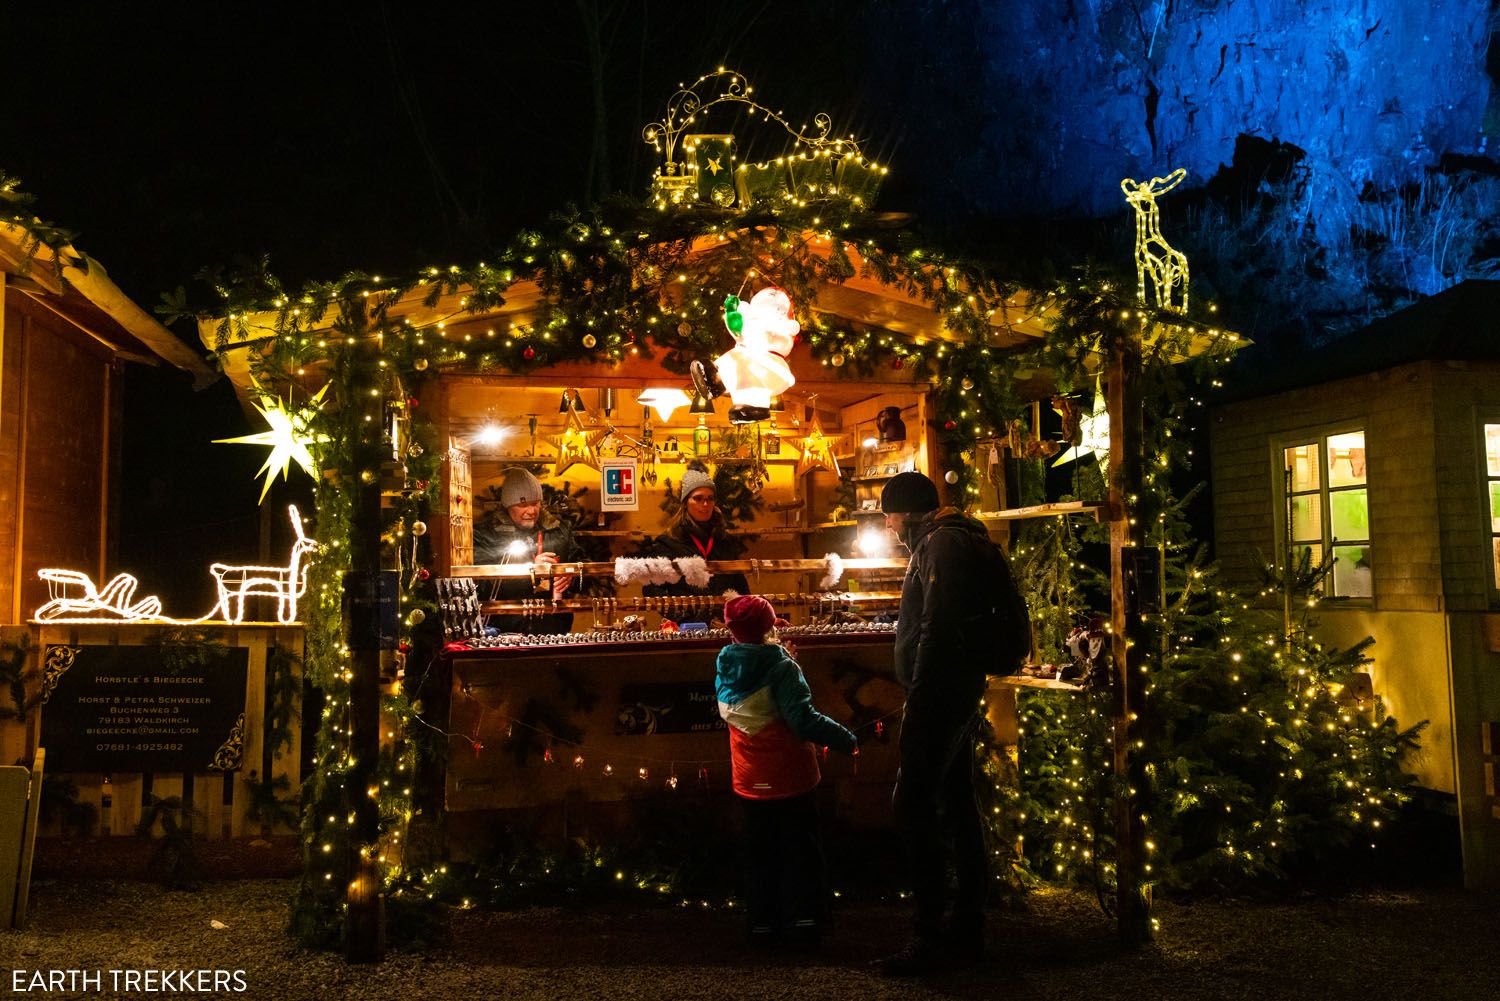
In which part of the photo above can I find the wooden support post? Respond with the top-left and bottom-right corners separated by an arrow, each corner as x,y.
1108,330 -> 1153,945
344,351 -> 385,964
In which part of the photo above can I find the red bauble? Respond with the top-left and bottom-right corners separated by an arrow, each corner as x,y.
892,358 -> 904,370
407,397 -> 419,409
416,568 -> 430,581
944,420 -> 957,431
522,346 -> 536,360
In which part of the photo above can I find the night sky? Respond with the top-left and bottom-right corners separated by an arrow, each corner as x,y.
2,3 -> 926,606
3,2 -> 1487,605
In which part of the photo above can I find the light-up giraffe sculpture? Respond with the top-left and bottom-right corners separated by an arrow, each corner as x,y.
1121,168 -> 1190,313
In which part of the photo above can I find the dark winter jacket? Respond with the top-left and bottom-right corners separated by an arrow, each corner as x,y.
642,522 -> 751,599
894,507 -> 1007,712
473,511 -> 583,633
716,641 -> 857,799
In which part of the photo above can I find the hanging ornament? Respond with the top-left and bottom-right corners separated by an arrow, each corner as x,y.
547,405 -> 609,475
961,377 -> 974,391
892,358 -> 904,370
831,353 -> 845,367
944,470 -> 959,484
793,415 -> 841,477
414,358 -> 429,371
360,469 -> 377,484
677,320 -> 692,336
582,333 -> 597,349
943,420 -> 957,431
1053,389 -> 1111,471
407,608 -> 426,625
522,346 -> 536,360
410,520 -> 428,536
713,288 -> 799,423
407,442 -> 424,458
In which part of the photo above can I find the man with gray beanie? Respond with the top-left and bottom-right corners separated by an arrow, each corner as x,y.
877,470 -> 1027,975
474,466 -> 584,633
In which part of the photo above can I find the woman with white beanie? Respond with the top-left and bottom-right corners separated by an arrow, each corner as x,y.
643,460 -> 750,600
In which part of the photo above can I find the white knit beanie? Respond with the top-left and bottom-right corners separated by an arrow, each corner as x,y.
679,460 -> 715,500
498,467 -> 543,507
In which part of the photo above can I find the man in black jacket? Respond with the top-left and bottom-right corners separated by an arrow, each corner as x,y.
878,471 -> 1014,975
473,467 -> 583,634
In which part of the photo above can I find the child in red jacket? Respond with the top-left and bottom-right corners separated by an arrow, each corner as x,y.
716,594 -> 857,944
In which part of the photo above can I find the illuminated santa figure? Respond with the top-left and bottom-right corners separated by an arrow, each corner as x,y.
713,287 -> 799,423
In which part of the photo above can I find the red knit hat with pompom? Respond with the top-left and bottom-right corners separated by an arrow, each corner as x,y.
724,594 -> 776,644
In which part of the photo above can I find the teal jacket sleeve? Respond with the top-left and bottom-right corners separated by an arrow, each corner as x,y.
769,656 -> 857,754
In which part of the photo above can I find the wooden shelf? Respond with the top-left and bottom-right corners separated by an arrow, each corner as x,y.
471,455 -> 555,465
996,674 -> 1085,692
975,501 -> 1106,523
814,520 -> 857,529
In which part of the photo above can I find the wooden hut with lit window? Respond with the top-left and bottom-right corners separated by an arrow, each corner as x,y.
1209,278 -> 1500,888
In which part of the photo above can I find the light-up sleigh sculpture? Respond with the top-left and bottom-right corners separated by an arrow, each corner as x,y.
34,505 -> 318,625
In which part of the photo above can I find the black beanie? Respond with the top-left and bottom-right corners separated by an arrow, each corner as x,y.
880,471 -> 939,514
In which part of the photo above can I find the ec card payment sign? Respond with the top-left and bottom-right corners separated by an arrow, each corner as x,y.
600,458 -> 639,510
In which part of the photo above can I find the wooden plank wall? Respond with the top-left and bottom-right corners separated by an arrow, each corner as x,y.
1,289 -> 115,623
0,623 -> 304,839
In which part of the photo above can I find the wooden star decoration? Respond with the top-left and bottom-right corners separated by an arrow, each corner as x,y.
793,417 -> 840,477
547,408 -> 609,476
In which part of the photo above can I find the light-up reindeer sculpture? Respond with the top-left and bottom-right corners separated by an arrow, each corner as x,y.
208,505 -> 317,624
1121,168 -> 1190,314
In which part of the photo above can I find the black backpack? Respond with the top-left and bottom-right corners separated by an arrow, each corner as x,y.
920,525 -> 1033,676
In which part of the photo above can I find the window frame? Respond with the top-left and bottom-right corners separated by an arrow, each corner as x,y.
1272,424 -> 1372,603
1479,410 -> 1500,604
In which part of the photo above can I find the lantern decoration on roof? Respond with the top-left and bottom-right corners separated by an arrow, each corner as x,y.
710,287 -> 799,424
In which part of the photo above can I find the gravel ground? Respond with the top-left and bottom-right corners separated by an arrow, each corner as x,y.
4,878 -> 1499,1001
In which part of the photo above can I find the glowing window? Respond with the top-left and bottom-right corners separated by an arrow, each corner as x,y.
1485,424 -> 1500,590
1282,430 -> 1371,598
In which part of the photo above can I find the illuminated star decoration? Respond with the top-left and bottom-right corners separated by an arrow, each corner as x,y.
707,156 -> 723,176
548,406 -> 609,476
1052,391 -> 1110,472
215,384 -> 330,502
793,416 -> 840,477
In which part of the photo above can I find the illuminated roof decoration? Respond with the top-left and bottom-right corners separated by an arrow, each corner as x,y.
215,384 -> 330,503
643,68 -> 884,209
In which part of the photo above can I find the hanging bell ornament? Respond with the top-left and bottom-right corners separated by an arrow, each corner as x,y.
410,520 -> 428,536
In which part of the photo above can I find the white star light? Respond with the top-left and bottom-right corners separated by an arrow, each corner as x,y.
1053,392 -> 1110,471
216,385 -> 330,502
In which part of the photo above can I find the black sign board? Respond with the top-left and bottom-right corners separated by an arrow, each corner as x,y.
345,570 -> 401,652
1122,546 -> 1163,615
38,645 -> 249,773
616,682 -> 726,735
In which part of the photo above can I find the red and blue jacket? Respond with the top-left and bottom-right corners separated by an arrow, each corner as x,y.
715,642 -> 857,800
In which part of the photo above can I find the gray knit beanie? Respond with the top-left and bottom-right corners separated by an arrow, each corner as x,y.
498,466 -> 543,508
679,460 -> 715,500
